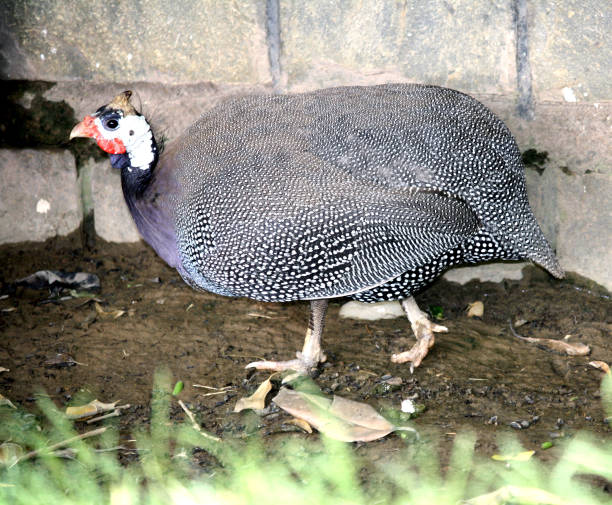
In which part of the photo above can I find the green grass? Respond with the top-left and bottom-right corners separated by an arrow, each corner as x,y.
1,374 -> 610,505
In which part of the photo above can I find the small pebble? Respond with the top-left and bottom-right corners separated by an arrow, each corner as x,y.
384,376 -> 403,386
524,395 -> 534,404
531,415 -> 540,424
510,421 -> 522,430
487,415 -> 498,425
520,420 -> 530,429
401,399 -> 416,414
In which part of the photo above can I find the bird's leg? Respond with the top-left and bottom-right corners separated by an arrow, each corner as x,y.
245,299 -> 328,374
391,296 -> 448,372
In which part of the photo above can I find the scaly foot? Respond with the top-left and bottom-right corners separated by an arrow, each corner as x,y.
246,349 -> 326,374
391,297 -> 448,372
245,299 -> 328,375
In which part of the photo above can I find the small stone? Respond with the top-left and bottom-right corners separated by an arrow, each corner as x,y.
383,376 -> 403,386
400,398 -> 416,414
487,415 -> 498,425
510,421 -> 522,430
520,420 -> 530,429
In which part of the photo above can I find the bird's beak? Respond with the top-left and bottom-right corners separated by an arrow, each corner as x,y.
69,115 -> 97,139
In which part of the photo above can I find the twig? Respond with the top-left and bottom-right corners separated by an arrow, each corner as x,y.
198,391 -> 230,397
178,400 -> 221,442
508,319 -> 523,339
87,409 -> 121,424
10,427 -> 107,467
192,385 -> 234,390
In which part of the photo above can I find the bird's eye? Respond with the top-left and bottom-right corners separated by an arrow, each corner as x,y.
104,118 -> 119,130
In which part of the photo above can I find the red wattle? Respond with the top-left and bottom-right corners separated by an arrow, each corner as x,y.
97,137 -> 126,154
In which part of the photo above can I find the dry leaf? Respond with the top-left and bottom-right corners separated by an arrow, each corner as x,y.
589,361 -> 611,374
234,376 -> 273,413
95,302 -> 125,319
466,301 -> 484,318
273,388 -> 414,442
0,443 -> 24,466
44,353 -> 83,368
465,485 -> 570,505
66,399 -> 122,420
287,417 -> 313,433
509,323 -> 590,356
0,393 -> 16,409
492,450 -> 535,462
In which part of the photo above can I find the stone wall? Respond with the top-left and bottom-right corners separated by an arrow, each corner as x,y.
0,0 -> 610,291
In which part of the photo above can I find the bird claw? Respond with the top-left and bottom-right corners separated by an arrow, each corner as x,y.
391,317 -> 448,371
245,351 -> 323,375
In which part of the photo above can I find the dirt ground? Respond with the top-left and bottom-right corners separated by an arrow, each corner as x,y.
1,233 -> 610,471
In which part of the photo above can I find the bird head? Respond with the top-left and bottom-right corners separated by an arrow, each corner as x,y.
70,91 -> 156,170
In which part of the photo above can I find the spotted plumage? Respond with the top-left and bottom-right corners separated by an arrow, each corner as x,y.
71,83 -> 563,373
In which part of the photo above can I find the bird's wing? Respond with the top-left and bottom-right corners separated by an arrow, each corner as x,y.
284,185 -> 481,299
199,177 -> 481,301
333,187 -> 480,296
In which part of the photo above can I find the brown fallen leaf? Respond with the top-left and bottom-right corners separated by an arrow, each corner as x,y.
491,450 -> 535,462
273,388 -> 415,442
234,376 -> 273,413
466,301 -> 484,318
44,353 -> 84,368
464,485 -> 570,505
0,443 -> 24,467
509,322 -> 590,356
589,361 -> 611,374
95,302 -> 125,319
0,393 -> 16,409
66,399 -> 128,420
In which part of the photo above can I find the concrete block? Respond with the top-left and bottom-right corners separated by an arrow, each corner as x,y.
556,173 -> 611,292
1,0 -> 269,84
0,149 -> 81,243
530,2 -> 611,101
89,159 -> 140,243
279,0 -> 516,94
483,99 -> 612,177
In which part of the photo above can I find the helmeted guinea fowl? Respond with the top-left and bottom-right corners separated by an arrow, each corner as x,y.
70,84 -> 564,373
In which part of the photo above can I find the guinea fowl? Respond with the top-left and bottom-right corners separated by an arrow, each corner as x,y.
70,85 -> 564,374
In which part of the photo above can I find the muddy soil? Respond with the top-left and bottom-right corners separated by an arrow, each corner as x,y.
1,234 -> 610,470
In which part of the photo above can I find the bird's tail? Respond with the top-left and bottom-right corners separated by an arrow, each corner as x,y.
502,205 -> 565,279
